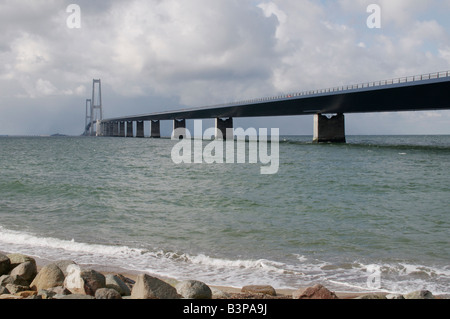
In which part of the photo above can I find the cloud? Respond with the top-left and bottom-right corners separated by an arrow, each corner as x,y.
0,0 -> 449,135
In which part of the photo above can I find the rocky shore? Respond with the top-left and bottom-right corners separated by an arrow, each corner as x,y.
0,252 -> 445,300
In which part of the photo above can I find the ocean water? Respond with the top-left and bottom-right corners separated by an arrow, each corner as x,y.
0,135 -> 449,294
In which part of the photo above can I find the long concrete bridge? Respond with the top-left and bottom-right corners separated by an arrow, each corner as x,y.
95,70 -> 450,143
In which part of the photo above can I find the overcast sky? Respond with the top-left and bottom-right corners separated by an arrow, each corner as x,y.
1,0 -> 449,136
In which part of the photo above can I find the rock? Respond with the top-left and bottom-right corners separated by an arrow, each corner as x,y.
10,261 -> 38,282
15,290 -> 37,298
0,254 -> 11,275
355,293 -> 387,299
64,265 -> 105,296
59,294 -> 95,299
0,274 -> 30,287
6,254 -> 36,269
241,285 -> 277,297
293,284 -> 338,299
51,260 -> 77,276
5,284 -> 29,294
95,288 -> 122,299
131,274 -> 180,299
0,294 -> 22,300
404,290 -> 435,299
30,264 -> 65,291
210,287 -> 231,299
105,274 -> 131,296
176,280 -> 212,299
386,293 -> 405,299
0,286 -> 10,295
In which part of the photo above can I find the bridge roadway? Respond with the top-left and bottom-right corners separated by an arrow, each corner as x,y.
99,71 -> 450,142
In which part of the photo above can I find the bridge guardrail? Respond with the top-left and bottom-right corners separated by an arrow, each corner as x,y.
212,70 -> 450,108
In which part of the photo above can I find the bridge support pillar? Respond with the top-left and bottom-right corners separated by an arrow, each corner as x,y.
215,118 -> 233,140
151,120 -> 161,138
136,121 -> 145,138
108,122 -> 114,137
126,121 -> 134,137
113,122 -> 119,137
313,113 -> 346,143
173,119 -> 186,139
119,122 -> 126,137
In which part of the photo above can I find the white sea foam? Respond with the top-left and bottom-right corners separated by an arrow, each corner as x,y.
1,225 -> 449,294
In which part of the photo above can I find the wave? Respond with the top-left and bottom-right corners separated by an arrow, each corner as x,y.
1,225 -> 448,294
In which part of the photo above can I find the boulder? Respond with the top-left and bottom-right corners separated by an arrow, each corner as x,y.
95,288 -> 122,299
176,280 -> 212,299
0,286 -> 10,295
0,254 -> 11,275
404,290 -> 435,299
386,293 -> 405,299
293,284 -> 338,299
64,265 -> 105,296
59,294 -> 95,299
0,274 -> 30,287
51,260 -> 77,277
355,293 -> 387,299
131,274 -> 180,299
6,254 -> 36,269
10,261 -> 38,282
210,287 -> 231,299
241,285 -> 277,296
15,290 -> 38,298
5,284 -> 29,294
105,274 -> 131,296
30,264 -> 65,291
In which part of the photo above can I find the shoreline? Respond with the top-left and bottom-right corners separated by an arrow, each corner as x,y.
3,250 -> 445,299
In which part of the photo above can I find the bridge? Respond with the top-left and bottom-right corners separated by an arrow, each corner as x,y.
90,71 -> 450,142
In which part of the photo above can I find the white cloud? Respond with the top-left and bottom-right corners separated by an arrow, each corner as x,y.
0,0 -> 449,135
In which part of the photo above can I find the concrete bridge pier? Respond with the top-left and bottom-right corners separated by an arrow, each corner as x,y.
173,119 -> 186,139
119,122 -> 126,137
215,118 -> 233,140
127,121 -> 133,137
313,113 -> 346,143
113,122 -> 119,137
151,120 -> 161,138
136,121 -> 145,138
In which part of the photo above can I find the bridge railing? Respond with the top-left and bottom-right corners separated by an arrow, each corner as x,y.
216,70 -> 450,107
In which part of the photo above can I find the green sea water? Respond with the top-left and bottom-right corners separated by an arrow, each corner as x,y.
0,135 -> 449,294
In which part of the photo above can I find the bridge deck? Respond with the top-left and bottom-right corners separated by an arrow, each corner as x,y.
103,71 -> 450,123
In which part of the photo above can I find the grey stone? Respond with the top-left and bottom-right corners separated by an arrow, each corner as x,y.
0,254 -> 11,276
10,261 -> 38,282
5,283 -> 29,294
131,274 -> 180,299
105,274 -> 131,296
0,274 -> 30,287
6,254 -> 36,269
95,288 -> 122,299
64,265 -> 105,296
241,285 -> 277,297
355,293 -> 387,299
59,294 -> 95,299
176,280 -> 212,299
404,290 -> 435,299
30,264 -> 65,291
51,260 -> 77,276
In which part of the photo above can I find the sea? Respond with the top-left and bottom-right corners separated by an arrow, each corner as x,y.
0,135 -> 449,294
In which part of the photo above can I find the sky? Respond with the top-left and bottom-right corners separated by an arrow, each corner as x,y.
0,0 -> 449,136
